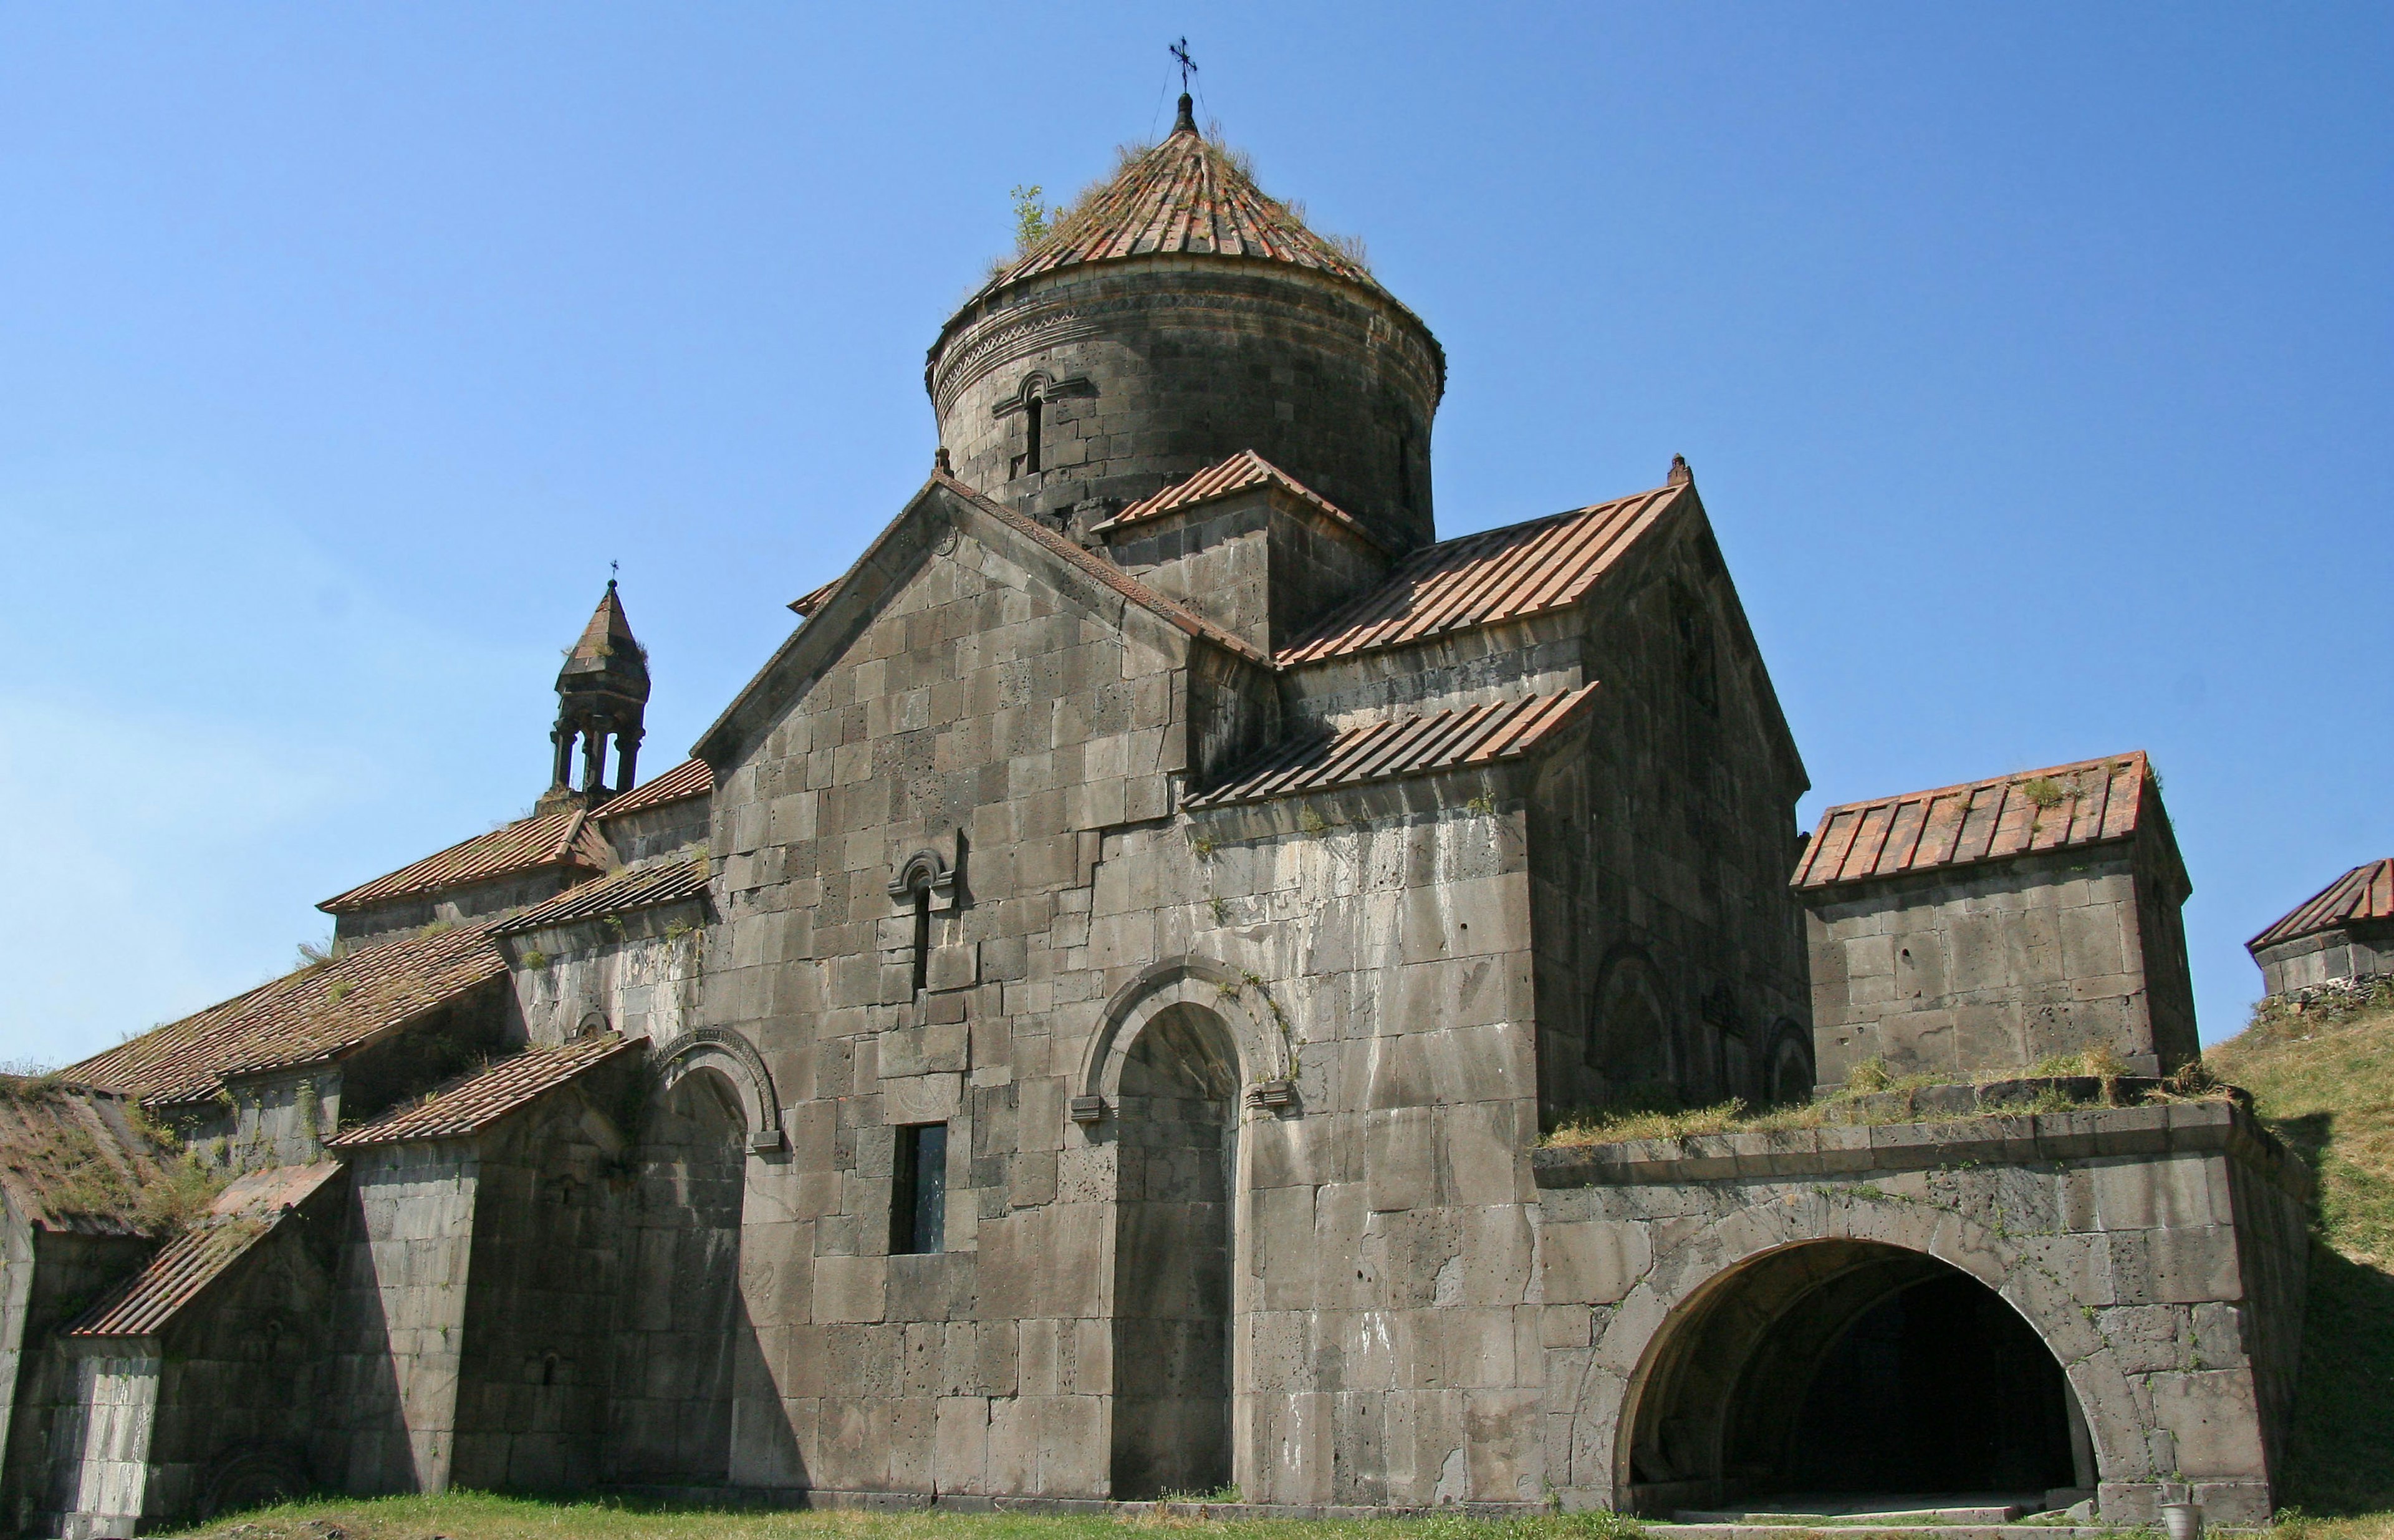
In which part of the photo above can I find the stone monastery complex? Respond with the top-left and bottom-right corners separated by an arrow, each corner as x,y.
2,94 -> 2324,1538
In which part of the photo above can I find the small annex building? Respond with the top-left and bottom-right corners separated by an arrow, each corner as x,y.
5,89 -> 2314,1536
2247,858 -> 2394,1001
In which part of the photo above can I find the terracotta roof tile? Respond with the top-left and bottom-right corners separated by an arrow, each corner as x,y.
1187,686 -> 1600,810
2249,858 -> 2394,952
318,807 -> 612,914
787,580 -> 839,618
67,1162 -> 343,1338
594,758 -> 712,821
1094,450 -> 1390,552
973,114 -> 1381,304
327,1034 -> 642,1148
493,859 -> 709,936
1792,753 -> 2152,892
1278,484 -> 1685,665
67,924 -> 508,1106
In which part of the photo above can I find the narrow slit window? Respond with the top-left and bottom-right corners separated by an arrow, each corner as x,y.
911,884 -> 931,996
891,1122 -> 948,1254
1022,393 -> 1044,474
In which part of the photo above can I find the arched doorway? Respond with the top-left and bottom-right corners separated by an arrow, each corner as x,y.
1109,1003 -> 1238,1499
607,1068 -> 745,1483
1626,1241 -> 2090,1515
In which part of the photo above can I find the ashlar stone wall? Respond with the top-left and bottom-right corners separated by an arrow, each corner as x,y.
1532,1102 -> 2311,1526
1805,844 -> 2198,1083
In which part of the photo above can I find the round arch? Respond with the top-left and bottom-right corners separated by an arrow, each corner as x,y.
1076,956 -> 1290,1112
1567,1195 -> 2138,1515
651,1027 -> 784,1152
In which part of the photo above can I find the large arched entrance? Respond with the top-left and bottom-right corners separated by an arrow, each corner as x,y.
1108,1003 -> 1238,1499
607,1067 -> 745,1483
1626,1241 -> 2090,1515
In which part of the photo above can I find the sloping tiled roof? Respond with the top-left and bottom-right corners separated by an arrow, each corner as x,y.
595,758 -> 713,821
493,859 -> 709,936
787,580 -> 839,618
2249,859 -> 2394,951
1792,752 -> 2152,892
973,101 -> 1381,304
1187,685 -> 1601,810
67,1162 -> 343,1338
318,807 -> 612,914
1277,483 -> 1685,665
327,1034 -> 642,1148
67,924 -> 508,1107
1094,450 -> 1390,551
0,1086 -> 177,1235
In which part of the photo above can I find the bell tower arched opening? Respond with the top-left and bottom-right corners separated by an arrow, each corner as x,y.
607,1067 -> 745,1483
1108,1002 -> 1238,1499
1625,1241 -> 2090,1516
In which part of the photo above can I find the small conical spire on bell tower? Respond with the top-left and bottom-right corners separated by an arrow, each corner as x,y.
1173,93 -> 1198,137
541,576 -> 652,810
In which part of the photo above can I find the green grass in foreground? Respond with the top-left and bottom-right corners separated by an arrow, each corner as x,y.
169,1494 -> 1657,1540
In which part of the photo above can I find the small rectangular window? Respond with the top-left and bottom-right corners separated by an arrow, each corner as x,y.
891,1122 -> 947,1254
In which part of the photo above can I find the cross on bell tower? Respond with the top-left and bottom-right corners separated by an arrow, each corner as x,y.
541,578 -> 650,811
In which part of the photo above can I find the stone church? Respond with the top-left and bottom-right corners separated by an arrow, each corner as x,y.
5,94 -> 2311,1537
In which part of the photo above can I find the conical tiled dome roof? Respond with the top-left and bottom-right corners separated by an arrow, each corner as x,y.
973,95 -> 1380,302
556,580 -> 649,700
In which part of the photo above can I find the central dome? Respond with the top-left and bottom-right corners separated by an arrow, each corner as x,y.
927,96 -> 1445,554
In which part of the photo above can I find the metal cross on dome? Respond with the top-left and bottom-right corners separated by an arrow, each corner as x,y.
1170,38 -> 1196,92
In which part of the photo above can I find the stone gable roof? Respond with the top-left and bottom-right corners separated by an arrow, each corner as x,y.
492,858 -> 709,936
1793,751 -> 2156,893
68,924 -> 507,1107
2249,857 -> 2394,952
317,807 -> 612,915
1188,685 -> 1600,809
66,1161 -> 343,1338
971,103 -> 1382,306
1094,449 -> 1392,553
1277,482 -> 1687,665
327,1033 -> 640,1148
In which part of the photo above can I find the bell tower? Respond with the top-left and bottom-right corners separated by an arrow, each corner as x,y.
541,579 -> 650,810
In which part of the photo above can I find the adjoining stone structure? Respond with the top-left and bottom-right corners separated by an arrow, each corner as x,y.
12,91 -> 2313,1536
2247,857 -> 2394,999
1792,753 -> 2199,1084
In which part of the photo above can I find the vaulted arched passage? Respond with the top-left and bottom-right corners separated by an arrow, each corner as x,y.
1626,1240 -> 2090,1515
1108,1002 -> 1239,1499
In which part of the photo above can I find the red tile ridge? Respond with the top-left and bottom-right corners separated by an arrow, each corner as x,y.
1792,751 -> 2152,891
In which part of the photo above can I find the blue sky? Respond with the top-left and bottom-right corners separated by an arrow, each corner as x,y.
2,5 -> 2387,1068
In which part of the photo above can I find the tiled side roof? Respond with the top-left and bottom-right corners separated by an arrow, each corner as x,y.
318,807 -> 611,914
1277,484 -> 1685,665
1792,753 -> 2151,892
1094,450 -> 1390,552
493,859 -> 709,936
0,1087 -> 176,1236
67,1162 -> 343,1338
67,925 -> 507,1106
328,1034 -> 642,1148
1188,686 -> 1600,810
937,473 -> 1269,665
973,113 -> 1382,304
2249,858 -> 2394,951
594,758 -> 713,821
787,580 -> 838,618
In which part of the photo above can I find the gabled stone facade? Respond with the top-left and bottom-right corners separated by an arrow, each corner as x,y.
12,90 -> 2313,1537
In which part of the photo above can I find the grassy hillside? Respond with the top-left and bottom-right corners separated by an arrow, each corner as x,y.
2207,992 -> 2394,1517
